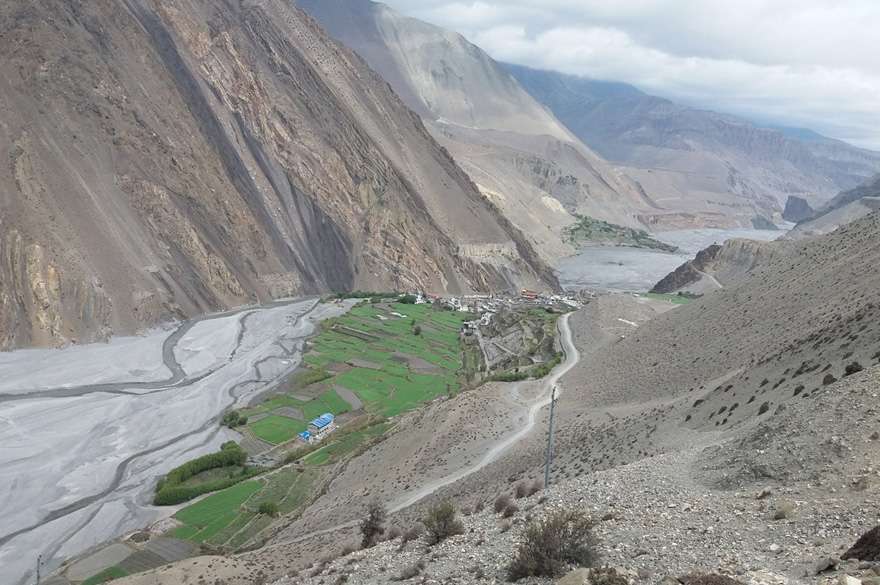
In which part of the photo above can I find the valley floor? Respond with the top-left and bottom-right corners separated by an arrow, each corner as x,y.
0,298 -> 355,585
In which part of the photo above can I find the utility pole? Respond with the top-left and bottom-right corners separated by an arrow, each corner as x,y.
35,554 -> 41,585
544,385 -> 558,487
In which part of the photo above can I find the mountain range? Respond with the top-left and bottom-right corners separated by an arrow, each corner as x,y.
504,63 -> 880,229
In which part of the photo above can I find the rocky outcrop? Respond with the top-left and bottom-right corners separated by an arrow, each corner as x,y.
0,0 -> 556,349
651,239 -> 779,294
782,196 -> 814,222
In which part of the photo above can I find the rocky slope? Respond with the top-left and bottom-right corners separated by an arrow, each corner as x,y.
789,176 -> 880,239
505,63 -> 880,230
0,0 -> 556,349
651,238 -> 781,294
783,196 -> 815,223
295,0 -> 654,263
108,213 -> 880,585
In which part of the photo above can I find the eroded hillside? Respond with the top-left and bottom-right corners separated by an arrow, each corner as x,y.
0,0 -> 555,349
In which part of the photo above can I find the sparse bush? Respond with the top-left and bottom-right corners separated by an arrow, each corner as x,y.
589,567 -> 629,585
399,525 -> 424,550
339,543 -> 359,557
758,402 -> 770,415
514,482 -> 529,499
507,509 -> 600,580
502,503 -> 520,518
360,501 -> 387,549
495,493 -> 514,513
772,501 -> 795,520
822,373 -> 838,386
413,325 -> 422,336
258,501 -> 279,517
528,479 -> 544,497
844,362 -> 864,377
393,560 -> 426,581
385,526 -> 403,541
423,501 -> 465,545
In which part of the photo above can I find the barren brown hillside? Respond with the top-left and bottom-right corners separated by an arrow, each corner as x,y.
0,0 -> 555,349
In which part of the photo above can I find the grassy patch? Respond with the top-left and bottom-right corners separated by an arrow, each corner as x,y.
249,415 -> 307,445
82,567 -> 129,585
172,480 -> 262,542
564,214 -> 678,252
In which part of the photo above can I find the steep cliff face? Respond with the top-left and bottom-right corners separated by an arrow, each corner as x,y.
0,0 -> 555,349
505,63 -> 880,229
296,0 -> 653,264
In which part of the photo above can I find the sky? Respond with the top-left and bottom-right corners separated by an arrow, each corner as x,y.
380,0 -> 880,150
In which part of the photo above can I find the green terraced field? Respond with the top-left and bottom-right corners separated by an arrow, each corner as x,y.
242,302 -> 468,444
171,468 -> 321,549
171,480 -> 262,542
82,567 -> 129,585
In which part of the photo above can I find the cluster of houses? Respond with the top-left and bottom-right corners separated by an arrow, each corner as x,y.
297,412 -> 337,444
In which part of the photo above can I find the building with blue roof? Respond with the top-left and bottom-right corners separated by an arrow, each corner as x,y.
299,413 -> 337,443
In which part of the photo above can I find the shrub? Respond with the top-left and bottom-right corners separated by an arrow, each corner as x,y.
259,501 -> 279,517
589,567 -> 629,585
339,543 -> 359,557
399,525 -> 424,550
507,510 -> 599,581
844,362 -> 864,377
842,524 -> 880,561
413,325 -> 422,336
385,526 -> 403,541
772,501 -> 795,520
495,494 -> 514,514
822,373 -> 838,386
502,503 -> 520,519
423,501 -> 465,545
393,561 -> 425,581
399,295 -> 417,304
361,501 -> 387,549
222,410 -> 247,427
528,479 -> 544,497
514,482 -> 529,499
758,402 -> 770,415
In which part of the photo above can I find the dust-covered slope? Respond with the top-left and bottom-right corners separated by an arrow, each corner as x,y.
548,211 -> 880,482
506,63 -> 880,230
0,0 -> 556,349
296,0 -> 653,263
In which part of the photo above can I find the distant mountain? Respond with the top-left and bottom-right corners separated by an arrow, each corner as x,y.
504,63 -> 880,230
789,175 -> 880,238
296,0 -> 654,262
0,0 -> 556,349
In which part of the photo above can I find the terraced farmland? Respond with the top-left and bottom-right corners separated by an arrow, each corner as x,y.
240,302 -> 470,445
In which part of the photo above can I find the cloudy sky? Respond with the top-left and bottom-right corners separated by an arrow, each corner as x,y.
381,0 -> 880,149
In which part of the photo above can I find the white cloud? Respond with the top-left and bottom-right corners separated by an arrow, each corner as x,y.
381,0 -> 880,149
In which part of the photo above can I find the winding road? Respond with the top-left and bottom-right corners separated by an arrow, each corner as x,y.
0,298 -> 349,585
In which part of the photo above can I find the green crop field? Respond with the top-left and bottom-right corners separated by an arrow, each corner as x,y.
82,567 -> 129,585
170,468 -> 320,549
241,301 -> 469,445
172,480 -> 262,542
